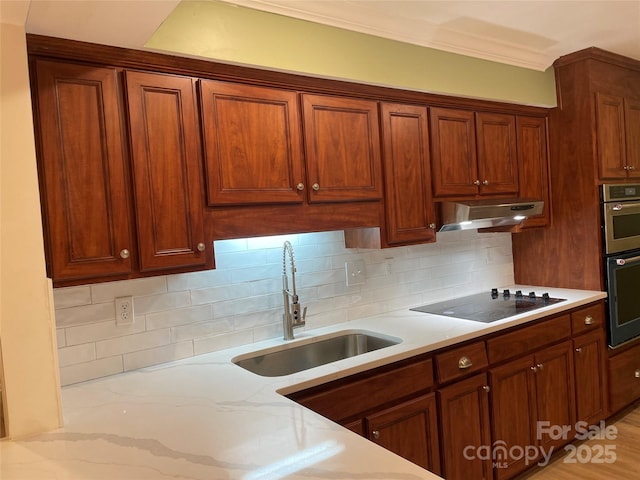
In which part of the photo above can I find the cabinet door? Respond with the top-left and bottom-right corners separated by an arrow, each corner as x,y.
199,80 -> 305,205
608,342 -> 640,413
516,116 -> 550,228
379,103 -> 436,245
430,107 -> 478,196
573,331 -> 607,426
476,112 -> 518,195
302,94 -> 382,202
366,393 -> 440,474
595,92 -> 628,179
624,98 -> 640,178
533,341 -> 576,452
490,355 -> 538,479
438,374 -> 492,480
33,60 -> 133,281
125,71 -> 207,271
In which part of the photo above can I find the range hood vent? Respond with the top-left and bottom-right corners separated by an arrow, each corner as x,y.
439,199 -> 544,231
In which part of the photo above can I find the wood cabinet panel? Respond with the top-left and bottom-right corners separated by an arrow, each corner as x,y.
429,107 -> 478,196
199,80 -> 305,205
625,98 -> 640,177
301,94 -> 382,202
435,340 -> 488,384
125,71 -> 207,271
487,314 -> 571,364
573,330 -> 608,425
490,355 -> 537,479
516,116 -> 550,229
608,341 -> 640,414
438,373 -> 492,480
366,394 -> 440,474
32,60 -> 133,281
596,92 -> 628,179
379,103 -> 436,245
476,112 -> 518,195
289,357 -> 433,423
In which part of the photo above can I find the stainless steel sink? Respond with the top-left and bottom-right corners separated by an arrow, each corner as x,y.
232,330 -> 402,377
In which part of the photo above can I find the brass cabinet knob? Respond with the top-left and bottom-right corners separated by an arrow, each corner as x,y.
312,183 -> 320,191
483,179 -> 489,185
372,430 -> 380,439
120,249 -> 130,259
197,243 -> 206,252
473,180 -> 481,186
575,347 -> 583,353
296,183 -> 305,191
429,223 -> 436,229
584,315 -> 594,325
635,369 -> 640,379
458,356 -> 473,369
482,385 -> 491,393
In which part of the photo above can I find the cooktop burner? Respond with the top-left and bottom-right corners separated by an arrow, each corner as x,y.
410,289 -> 566,323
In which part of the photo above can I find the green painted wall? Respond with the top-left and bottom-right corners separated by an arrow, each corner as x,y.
147,0 -> 557,106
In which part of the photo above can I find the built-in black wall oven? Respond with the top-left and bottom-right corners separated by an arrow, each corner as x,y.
602,184 -> 640,346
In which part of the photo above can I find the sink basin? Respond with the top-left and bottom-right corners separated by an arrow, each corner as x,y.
232,330 -> 402,377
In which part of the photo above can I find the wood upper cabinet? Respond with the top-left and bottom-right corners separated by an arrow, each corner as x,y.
365,393 -> 441,475
301,94 -> 383,202
515,116 -> 550,228
438,373 -> 492,480
430,107 -> 519,197
379,103 -> 436,245
199,80 -> 305,205
32,59 -> 133,282
490,340 -> 576,480
595,92 -> 640,179
125,71 -> 208,272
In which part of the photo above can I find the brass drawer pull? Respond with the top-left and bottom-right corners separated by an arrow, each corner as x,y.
584,315 -> 594,325
635,369 -> 640,379
458,356 -> 473,369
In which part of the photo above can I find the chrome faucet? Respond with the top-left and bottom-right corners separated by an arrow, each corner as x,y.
282,241 -> 306,340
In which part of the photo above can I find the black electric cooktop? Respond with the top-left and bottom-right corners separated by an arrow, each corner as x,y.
410,289 -> 566,323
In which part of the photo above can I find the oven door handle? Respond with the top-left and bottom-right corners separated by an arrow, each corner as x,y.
616,255 -> 640,265
610,202 -> 640,211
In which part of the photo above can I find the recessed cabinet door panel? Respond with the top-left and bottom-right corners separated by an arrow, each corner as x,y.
302,94 -> 382,202
380,103 -> 436,245
125,71 -> 206,271
200,80 -> 305,205
596,92 -> 628,179
573,331 -> 607,426
429,107 -> 478,196
34,60 -> 132,281
366,393 -> 440,475
625,98 -> 640,178
476,112 -> 518,195
516,116 -> 550,228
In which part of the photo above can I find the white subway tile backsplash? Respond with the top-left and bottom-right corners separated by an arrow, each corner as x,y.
54,229 -> 515,385
123,341 -> 193,371
96,329 -> 171,358
60,356 -> 123,386
53,286 -> 92,309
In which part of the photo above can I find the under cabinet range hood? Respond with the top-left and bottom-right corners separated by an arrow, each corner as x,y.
439,199 -> 544,231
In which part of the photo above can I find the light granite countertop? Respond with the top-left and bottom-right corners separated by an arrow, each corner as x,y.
0,285 -> 606,480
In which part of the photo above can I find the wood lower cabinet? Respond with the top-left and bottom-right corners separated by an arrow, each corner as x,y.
379,102 -> 436,245
490,340 -> 576,480
365,393 -> 440,473
608,340 -> 640,414
573,330 -> 608,425
31,59 -> 134,282
438,373 -> 492,480
125,71 -> 209,272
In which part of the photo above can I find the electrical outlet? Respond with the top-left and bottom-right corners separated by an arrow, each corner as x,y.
345,260 -> 366,286
115,296 -> 134,326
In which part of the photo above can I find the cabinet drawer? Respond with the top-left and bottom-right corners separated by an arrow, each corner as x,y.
289,357 -> 434,422
487,314 -> 571,364
436,341 -> 488,384
608,343 -> 640,413
571,302 -> 605,336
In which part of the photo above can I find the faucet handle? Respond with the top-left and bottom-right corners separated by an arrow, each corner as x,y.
292,305 -> 307,328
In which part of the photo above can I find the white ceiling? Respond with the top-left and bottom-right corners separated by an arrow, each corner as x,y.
3,0 -> 640,71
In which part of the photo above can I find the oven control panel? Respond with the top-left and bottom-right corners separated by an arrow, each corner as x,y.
602,183 -> 640,202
